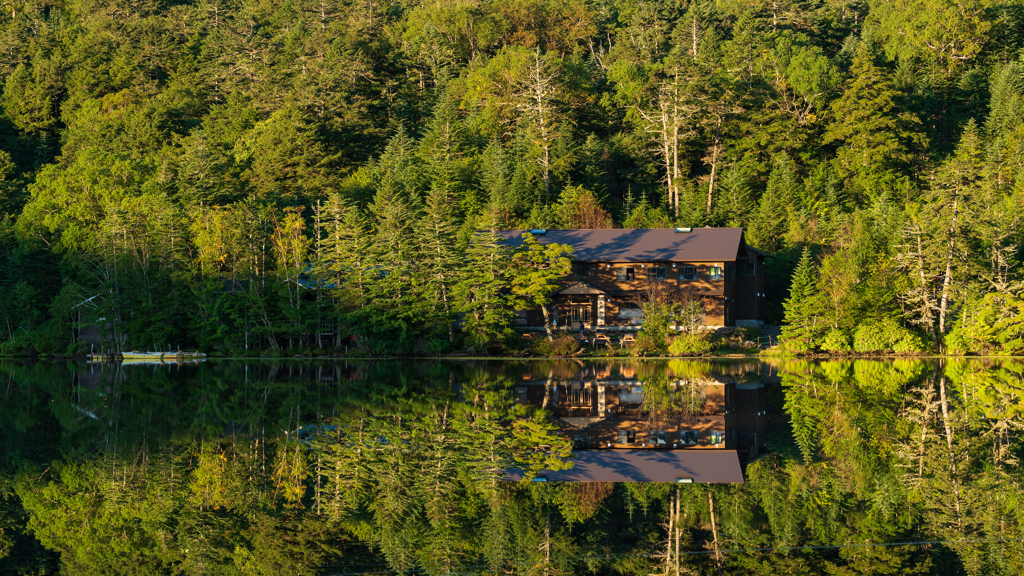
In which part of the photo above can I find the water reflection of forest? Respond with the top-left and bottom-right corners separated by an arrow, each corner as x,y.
2,359 -> 1023,575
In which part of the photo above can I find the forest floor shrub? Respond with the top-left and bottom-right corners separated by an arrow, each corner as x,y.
536,334 -> 582,357
853,318 -> 927,354
668,333 -> 716,356
820,329 -> 852,353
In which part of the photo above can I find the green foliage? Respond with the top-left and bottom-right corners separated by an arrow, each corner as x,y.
823,44 -> 927,188
820,329 -> 852,354
668,333 -> 716,356
0,0 -> 1019,360
780,248 -> 822,353
3,357 -> 1024,573
536,333 -> 580,356
947,293 -> 1024,355
852,319 -> 926,354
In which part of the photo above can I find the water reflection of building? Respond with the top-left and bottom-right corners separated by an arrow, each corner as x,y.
510,362 -> 770,482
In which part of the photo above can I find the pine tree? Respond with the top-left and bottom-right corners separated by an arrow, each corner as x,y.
823,44 -> 927,188
417,186 -> 462,342
922,120 -> 983,336
747,155 -> 796,253
453,219 -> 513,349
780,247 -> 821,352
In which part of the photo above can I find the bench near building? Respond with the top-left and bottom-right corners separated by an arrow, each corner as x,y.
498,227 -> 766,329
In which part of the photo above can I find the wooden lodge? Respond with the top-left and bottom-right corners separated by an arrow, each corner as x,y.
498,227 -> 767,330
502,362 -> 771,483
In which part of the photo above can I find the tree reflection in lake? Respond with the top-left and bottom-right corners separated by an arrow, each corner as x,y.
1,358 -> 1023,575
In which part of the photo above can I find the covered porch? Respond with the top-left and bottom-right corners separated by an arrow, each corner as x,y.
546,282 -> 644,330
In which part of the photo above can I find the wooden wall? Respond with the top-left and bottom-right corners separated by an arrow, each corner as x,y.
516,254 -> 766,329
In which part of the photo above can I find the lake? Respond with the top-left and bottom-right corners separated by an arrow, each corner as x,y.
1,358 -> 1021,575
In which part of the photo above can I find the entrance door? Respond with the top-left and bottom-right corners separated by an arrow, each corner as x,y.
570,304 -> 592,326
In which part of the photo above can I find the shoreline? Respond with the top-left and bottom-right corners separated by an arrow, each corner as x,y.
4,353 -> 1021,361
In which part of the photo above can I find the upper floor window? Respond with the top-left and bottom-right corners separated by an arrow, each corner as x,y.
616,267 -> 636,281
572,262 -> 591,277
709,266 -> 723,281
726,265 -> 734,281
679,266 -> 698,281
737,263 -> 756,276
647,266 -> 666,281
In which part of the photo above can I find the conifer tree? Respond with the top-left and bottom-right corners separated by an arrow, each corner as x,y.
780,247 -> 821,352
747,155 -> 796,253
922,120 -> 983,336
824,44 -> 927,188
418,186 -> 462,342
453,217 -> 513,348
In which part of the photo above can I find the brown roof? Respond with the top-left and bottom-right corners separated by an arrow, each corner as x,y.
558,281 -> 606,295
503,450 -> 744,483
498,228 -> 749,262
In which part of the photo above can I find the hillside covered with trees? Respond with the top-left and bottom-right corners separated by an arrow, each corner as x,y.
0,0 -> 1023,355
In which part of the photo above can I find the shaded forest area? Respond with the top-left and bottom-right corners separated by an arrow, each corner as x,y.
2,358 -> 1023,574
1,0 -> 1023,355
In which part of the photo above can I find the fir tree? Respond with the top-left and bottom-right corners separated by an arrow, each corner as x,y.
453,219 -> 513,349
780,247 -> 822,352
823,44 -> 927,188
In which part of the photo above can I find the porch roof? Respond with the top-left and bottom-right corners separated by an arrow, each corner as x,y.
558,281 -> 605,295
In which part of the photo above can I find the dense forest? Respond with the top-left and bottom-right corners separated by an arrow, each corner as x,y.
0,0 -> 1023,355
2,358 -> 1023,574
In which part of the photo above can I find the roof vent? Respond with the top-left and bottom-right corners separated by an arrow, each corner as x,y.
674,227 -> 692,233
530,229 -> 547,235
675,477 -> 694,484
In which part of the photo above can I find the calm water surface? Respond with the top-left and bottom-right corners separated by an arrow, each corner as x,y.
1,358 -> 1022,575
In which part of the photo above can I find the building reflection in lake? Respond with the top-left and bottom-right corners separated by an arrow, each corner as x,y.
512,361 -> 771,469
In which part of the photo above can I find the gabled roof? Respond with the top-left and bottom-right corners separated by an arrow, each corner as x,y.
558,281 -> 605,295
498,228 -> 751,262
503,450 -> 744,483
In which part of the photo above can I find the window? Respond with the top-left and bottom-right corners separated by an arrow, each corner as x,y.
615,267 -> 626,281
737,262 -> 756,276
679,266 -> 697,281
619,267 -> 635,281
726,265 -> 734,281
646,266 -> 666,281
709,430 -> 724,445
619,304 -> 643,325
679,430 -> 698,446
572,262 -> 591,277
709,266 -> 723,280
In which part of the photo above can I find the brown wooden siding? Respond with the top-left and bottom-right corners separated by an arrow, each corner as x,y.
568,261 -> 729,294
517,254 -> 765,329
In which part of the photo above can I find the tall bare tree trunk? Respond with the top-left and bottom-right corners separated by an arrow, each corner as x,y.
938,375 -> 964,531
671,75 -> 681,218
706,116 -> 722,215
938,197 -> 959,336
674,487 -> 681,576
541,304 -> 555,341
709,491 -> 723,576
665,491 -> 675,576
